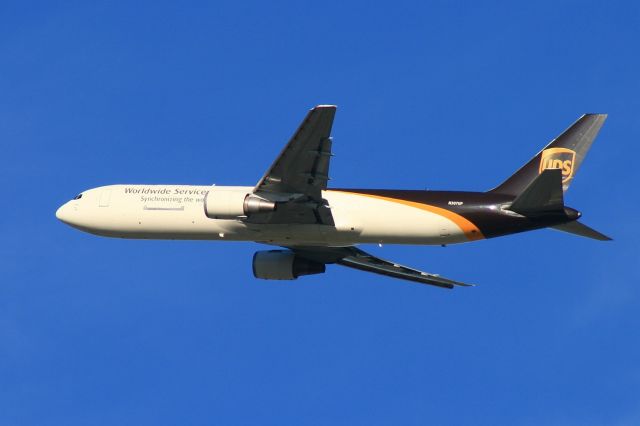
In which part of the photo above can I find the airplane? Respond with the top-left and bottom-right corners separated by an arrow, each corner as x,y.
56,105 -> 610,289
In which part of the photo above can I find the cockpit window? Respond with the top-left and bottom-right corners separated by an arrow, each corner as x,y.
73,193 -> 83,200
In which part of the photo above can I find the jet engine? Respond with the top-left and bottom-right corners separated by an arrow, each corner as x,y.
204,188 -> 276,219
252,250 -> 326,280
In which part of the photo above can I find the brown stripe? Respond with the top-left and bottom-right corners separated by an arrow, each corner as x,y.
335,191 -> 485,241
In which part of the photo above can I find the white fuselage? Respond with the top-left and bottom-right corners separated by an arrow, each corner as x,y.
55,185 -> 474,246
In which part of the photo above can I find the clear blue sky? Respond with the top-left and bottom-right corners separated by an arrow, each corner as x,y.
1,1 -> 639,425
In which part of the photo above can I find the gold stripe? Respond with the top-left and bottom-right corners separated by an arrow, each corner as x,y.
336,191 -> 485,241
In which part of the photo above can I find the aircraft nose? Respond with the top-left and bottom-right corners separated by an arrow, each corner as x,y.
56,203 -> 73,224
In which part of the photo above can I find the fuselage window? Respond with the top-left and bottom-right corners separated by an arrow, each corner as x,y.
73,194 -> 83,200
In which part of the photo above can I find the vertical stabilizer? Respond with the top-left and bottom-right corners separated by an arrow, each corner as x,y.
491,114 -> 607,195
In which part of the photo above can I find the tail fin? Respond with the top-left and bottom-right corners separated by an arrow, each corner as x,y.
491,114 -> 607,195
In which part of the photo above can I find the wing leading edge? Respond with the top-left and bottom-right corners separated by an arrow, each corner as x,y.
290,246 -> 473,289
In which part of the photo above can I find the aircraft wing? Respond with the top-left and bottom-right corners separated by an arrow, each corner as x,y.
289,246 -> 474,289
255,105 -> 336,200
250,105 -> 337,225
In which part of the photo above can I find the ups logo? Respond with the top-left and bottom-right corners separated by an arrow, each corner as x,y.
539,147 -> 576,183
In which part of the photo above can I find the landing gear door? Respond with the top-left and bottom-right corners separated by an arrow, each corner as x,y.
99,188 -> 112,207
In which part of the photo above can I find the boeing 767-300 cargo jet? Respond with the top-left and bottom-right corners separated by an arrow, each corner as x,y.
56,105 -> 610,288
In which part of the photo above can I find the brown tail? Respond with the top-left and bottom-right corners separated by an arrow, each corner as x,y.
490,114 -> 607,196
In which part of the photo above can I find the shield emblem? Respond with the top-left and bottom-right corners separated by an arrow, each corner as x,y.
539,147 -> 576,183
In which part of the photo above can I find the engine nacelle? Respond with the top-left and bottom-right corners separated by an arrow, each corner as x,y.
204,188 -> 276,219
252,250 -> 326,280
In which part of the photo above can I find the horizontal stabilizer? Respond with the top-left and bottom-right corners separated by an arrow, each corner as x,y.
552,221 -> 612,241
508,169 -> 564,216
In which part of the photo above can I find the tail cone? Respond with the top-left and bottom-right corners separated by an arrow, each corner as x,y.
564,207 -> 581,221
